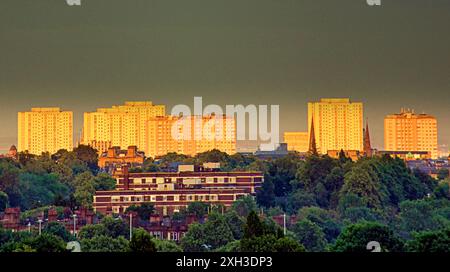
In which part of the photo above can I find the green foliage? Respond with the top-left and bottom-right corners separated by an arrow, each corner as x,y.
94,173 -> 116,191
215,240 -> 241,252
332,221 -> 404,252
73,145 -> 99,173
437,168 -> 449,180
398,199 -> 448,234
292,219 -> 327,252
28,233 -> 67,252
78,224 -> 109,239
43,222 -> 74,242
129,228 -> 156,252
288,191 -> 317,213
126,203 -> 155,221
18,172 -> 69,210
340,165 -> 381,209
0,191 -> 8,212
154,239 -> 182,252
406,228 -> 450,252
180,223 -> 206,252
241,211 -> 304,252
434,181 -> 450,200
231,196 -> 258,217
224,210 -> 245,240
186,202 -> 209,220
181,212 -> 234,252
81,235 -> 129,252
296,207 -> 342,243
73,171 -> 96,209
101,216 -> 130,238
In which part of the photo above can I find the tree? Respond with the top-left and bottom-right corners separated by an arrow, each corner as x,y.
73,171 -> 96,208
73,145 -> 99,173
240,234 -> 305,252
274,237 -> 306,252
406,228 -> 450,252
181,213 -> 234,252
256,178 -> 275,208
243,211 -> 264,239
398,200 -> 444,233
434,182 -> 450,200
332,222 -> 404,252
94,173 -> 116,191
288,191 -> 317,213
296,207 -> 342,243
215,240 -> 241,252
154,239 -> 182,252
292,219 -> 327,252
43,222 -> 74,242
181,223 -> 206,252
101,216 -> 130,238
0,191 -> 8,212
81,235 -> 129,252
224,210 -> 245,240
340,166 -> 381,208
186,202 -> 209,220
202,213 -> 235,249
129,228 -> 156,252
196,149 -> 230,164
18,172 -> 69,210
437,168 -> 450,180
126,203 -> 155,221
0,160 -> 20,206
28,233 -> 67,253
231,196 -> 258,217
78,224 -> 109,239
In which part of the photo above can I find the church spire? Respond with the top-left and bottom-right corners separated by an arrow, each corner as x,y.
363,119 -> 372,157
309,116 -> 318,155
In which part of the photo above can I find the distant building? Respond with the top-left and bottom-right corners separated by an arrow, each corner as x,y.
18,108 -> 73,155
93,165 -> 263,216
406,159 -> 450,179
378,150 -> 431,161
308,98 -> 364,155
82,101 -> 166,153
98,146 -> 145,170
327,150 -> 362,161
284,132 -> 309,153
254,143 -> 289,160
146,115 -> 236,158
0,145 -> 18,160
384,109 -> 438,159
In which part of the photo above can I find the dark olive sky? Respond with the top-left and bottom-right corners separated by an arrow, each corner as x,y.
1,0 -> 449,153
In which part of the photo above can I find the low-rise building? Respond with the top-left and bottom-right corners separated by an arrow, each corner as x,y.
98,146 -> 145,171
93,165 -> 263,216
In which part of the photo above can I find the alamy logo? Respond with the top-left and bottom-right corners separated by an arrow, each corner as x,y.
66,0 -> 81,6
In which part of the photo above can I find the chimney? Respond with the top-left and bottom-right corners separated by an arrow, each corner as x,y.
127,146 -> 137,157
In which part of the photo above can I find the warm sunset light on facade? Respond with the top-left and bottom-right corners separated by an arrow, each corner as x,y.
283,132 -> 309,153
147,115 -> 236,158
307,98 -> 364,155
82,101 -> 166,153
18,108 -> 73,155
384,109 -> 438,159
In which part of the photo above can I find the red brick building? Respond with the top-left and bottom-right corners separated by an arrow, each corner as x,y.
98,146 -> 145,170
93,165 -> 263,216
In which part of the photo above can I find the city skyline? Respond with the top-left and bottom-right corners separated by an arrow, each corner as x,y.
10,99 -> 445,158
1,0 -> 449,152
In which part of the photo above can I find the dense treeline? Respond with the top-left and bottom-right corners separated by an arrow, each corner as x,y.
1,148 -> 450,252
0,145 -> 114,211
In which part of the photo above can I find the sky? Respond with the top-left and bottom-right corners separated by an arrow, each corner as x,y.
0,0 -> 449,153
